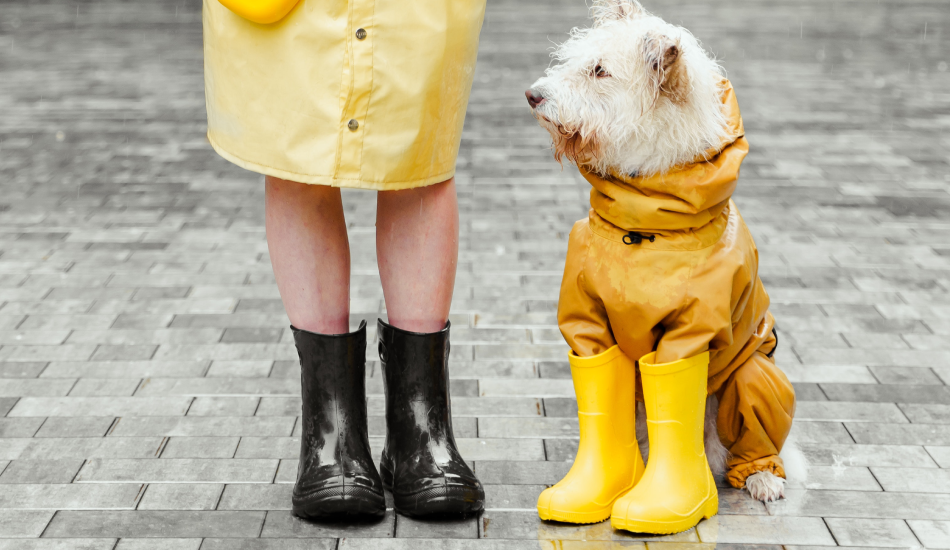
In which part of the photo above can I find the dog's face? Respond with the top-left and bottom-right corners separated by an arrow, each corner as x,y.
527,0 -> 728,176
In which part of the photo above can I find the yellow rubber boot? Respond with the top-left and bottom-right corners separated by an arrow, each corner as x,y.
217,0 -> 300,24
537,346 -> 644,524
611,351 -> 718,535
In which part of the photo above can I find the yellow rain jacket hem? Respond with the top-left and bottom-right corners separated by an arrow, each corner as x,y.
207,134 -> 456,191
202,0 -> 486,190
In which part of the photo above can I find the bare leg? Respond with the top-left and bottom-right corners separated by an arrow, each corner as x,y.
376,178 -> 459,333
265,176 -> 350,335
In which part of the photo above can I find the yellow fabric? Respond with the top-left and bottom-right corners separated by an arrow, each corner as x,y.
611,352 -> 718,535
582,79 -> 747,233
203,0 -> 486,190
216,0 -> 300,24
536,346 -> 644,524
557,79 -> 795,487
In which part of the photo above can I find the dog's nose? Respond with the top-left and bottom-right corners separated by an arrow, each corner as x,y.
525,89 -> 546,109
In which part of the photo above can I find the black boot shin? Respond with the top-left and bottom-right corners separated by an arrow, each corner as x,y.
377,319 -> 485,517
291,321 -> 385,519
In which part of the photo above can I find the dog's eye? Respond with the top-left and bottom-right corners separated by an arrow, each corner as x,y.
593,64 -> 610,78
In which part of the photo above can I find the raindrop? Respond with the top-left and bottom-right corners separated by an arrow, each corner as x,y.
55,131 -> 65,142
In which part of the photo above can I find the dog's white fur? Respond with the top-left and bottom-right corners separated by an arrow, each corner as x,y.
529,0 -> 727,176
532,0 -> 803,502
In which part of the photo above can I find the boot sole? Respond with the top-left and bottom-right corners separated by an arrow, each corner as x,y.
538,506 -> 611,524
292,485 -> 386,519
380,462 -> 484,518
610,494 -> 718,535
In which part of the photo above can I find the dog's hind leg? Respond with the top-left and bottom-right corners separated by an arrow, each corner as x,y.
635,400 -> 649,464
704,394 -> 729,478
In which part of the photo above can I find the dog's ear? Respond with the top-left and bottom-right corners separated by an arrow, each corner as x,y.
592,0 -> 644,26
646,35 -> 689,103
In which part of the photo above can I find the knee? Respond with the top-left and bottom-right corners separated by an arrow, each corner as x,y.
726,355 -> 796,413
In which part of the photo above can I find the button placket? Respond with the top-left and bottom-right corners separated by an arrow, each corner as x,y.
336,0 -> 375,180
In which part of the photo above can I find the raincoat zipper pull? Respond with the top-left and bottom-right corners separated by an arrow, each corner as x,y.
623,232 -> 656,245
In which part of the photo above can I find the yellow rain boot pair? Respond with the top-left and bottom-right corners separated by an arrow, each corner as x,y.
611,351 -> 718,535
536,346 -> 644,524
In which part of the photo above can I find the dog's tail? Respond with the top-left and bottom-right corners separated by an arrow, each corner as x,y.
780,431 -> 808,484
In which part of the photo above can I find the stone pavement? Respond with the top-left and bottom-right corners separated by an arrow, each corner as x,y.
1,0 -> 949,547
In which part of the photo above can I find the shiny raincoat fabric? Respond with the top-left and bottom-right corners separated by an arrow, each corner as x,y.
203,0 -> 486,190
557,81 -> 796,487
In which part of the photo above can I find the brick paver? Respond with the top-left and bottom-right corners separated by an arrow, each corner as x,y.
1,0 -> 949,547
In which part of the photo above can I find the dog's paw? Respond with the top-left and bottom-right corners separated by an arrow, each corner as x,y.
745,471 -> 786,502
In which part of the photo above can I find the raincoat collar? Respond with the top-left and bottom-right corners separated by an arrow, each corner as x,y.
580,79 -> 748,233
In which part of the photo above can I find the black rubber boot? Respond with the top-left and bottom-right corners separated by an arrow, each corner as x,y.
377,319 -> 485,517
291,320 -> 385,519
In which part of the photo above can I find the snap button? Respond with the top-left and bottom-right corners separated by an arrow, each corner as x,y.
356,28 -> 367,40
347,119 -> 359,131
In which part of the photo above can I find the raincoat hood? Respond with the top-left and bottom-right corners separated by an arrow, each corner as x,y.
580,79 -> 748,233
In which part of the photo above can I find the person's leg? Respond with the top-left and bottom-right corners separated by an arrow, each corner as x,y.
265,175 -> 350,334
376,178 -> 459,332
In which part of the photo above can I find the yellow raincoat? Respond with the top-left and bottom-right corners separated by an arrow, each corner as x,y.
203,0 -> 486,190
558,81 -> 796,487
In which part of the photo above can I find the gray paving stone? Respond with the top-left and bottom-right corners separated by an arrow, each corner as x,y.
798,443 -> 938,468
187,397 -> 260,417
0,398 -> 19,417
108,417 -> 295,437
0,459 -> 84,484
43,511 -> 265,538
0,483 -> 144,510
11,397 -> 192,417
36,417 -> 116,438
0,509 -> 54,537
201,539 -> 335,550
75,459 -> 277,483
0,417 -> 45,438
768,489 -> 950,520
820,383 -> 950,404
217,483 -> 292,511
0,540 -> 116,550
260,510 -> 395,538
0,362 -> 48,378
160,437 -> 239,459
848,423 -> 950,446
794,402 -> 907,423
907,520 -> 950,549
137,484 -> 224,511
115,539 -> 201,550
395,515 -> 478,539
40,361 -> 210,379
824,518 -> 919,548
473,461 -> 571,485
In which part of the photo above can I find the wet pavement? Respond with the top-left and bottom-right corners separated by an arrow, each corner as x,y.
1,0 -> 949,547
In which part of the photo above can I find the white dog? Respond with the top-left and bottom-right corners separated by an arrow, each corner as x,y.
528,0 -> 803,503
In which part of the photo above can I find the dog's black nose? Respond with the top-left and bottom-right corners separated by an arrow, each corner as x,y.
525,89 -> 546,109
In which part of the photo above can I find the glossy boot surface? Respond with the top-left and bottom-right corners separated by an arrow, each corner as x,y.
291,321 -> 385,519
378,319 -> 485,517
537,346 -> 644,524
611,352 -> 718,535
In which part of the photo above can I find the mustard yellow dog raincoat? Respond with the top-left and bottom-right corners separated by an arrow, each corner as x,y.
203,0 -> 486,189
558,80 -> 796,488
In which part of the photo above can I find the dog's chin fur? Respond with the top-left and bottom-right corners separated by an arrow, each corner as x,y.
534,112 -> 600,167
636,396 -> 798,503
